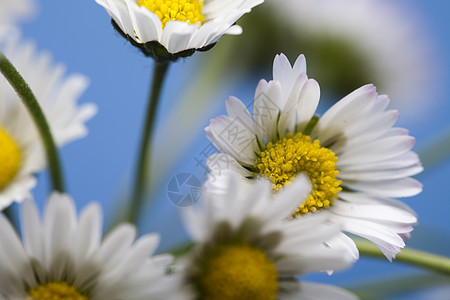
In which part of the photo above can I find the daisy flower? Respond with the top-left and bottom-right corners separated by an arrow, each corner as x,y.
205,53 -> 422,261
0,193 -> 177,299
0,29 -> 97,209
95,0 -> 264,60
181,172 -> 356,300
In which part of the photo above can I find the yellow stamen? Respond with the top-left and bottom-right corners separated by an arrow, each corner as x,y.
200,244 -> 279,300
257,132 -> 342,217
0,127 -> 21,190
27,282 -> 87,300
138,0 -> 205,29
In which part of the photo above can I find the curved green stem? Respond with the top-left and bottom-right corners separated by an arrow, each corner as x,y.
0,52 -> 65,192
127,61 -> 170,224
355,239 -> 450,276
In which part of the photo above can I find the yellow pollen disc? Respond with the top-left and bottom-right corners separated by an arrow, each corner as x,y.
200,244 -> 279,300
0,127 -> 21,190
256,132 -> 342,217
138,0 -> 205,29
27,282 -> 87,300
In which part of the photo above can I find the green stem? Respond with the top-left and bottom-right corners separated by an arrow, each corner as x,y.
0,52 -> 65,192
127,61 -> 170,224
355,239 -> 450,276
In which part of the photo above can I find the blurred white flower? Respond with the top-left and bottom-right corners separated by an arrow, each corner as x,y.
95,0 -> 263,59
0,29 -> 97,209
0,0 -> 36,26
180,172 -> 356,299
206,53 -> 421,261
0,193 -> 178,299
269,0 -> 437,117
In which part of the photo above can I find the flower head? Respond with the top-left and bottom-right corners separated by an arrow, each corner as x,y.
205,53 -> 421,261
0,193 -> 177,299
95,0 -> 264,61
0,29 -> 97,209
180,172 -> 356,299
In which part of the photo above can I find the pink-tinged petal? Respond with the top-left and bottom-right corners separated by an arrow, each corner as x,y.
333,217 -> 404,261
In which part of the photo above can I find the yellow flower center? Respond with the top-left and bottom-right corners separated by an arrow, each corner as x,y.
138,0 -> 205,29
27,282 -> 88,300
257,132 -> 342,217
0,127 -> 21,190
200,244 -> 279,300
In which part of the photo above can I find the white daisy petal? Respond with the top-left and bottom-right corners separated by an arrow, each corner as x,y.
161,21 -> 198,54
340,151 -> 420,172
0,194 -> 178,299
0,214 -> 36,288
345,177 -> 423,198
337,135 -> 416,166
21,199 -> 44,261
338,163 -> 423,181
278,73 -> 308,136
295,78 -> 320,131
253,79 -> 283,143
206,115 -> 256,165
0,30 -> 96,210
126,0 -> 163,43
332,201 -> 417,224
312,84 -> 378,145
96,0 -> 263,55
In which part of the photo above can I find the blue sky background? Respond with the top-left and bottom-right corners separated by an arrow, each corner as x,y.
10,0 -> 450,298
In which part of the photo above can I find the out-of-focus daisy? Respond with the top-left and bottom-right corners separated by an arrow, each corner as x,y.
205,53 -> 421,261
0,193 -> 177,299
95,0 -> 263,60
181,172 -> 356,299
223,0 -> 436,117
0,0 -> 36,26
0,29 -> 97,209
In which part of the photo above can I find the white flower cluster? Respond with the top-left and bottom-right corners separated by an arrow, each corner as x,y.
0,0 -> 429,299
